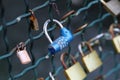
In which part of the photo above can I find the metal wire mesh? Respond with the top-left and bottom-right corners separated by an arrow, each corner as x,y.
0,0 -> 120,80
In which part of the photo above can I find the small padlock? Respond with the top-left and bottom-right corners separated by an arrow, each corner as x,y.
78,42 -> 102,73
16,42 -> 31,64
109,23 -> 120,53
43,19 -> 73,54
29,10 -> 39,31
60,53 -> 87,80
101,0 -> 120,16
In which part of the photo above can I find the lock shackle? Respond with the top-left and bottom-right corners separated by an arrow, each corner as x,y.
29,9 -> 35,18
60,53 -> 76,69
78,42 -> 93,57
100,0 -> 106,4
109,23 -> 120,38
17,42 -> 26,52
49,72 -> 55,80
43,19 -> 64,43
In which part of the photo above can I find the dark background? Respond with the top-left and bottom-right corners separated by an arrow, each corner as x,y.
0,0 -> 120,80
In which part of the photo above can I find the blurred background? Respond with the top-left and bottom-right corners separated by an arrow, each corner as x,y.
0,0 -> 120,80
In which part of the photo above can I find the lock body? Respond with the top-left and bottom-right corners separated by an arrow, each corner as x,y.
17,49 -> 31,64
30,16 -> 39,30
29,10 -> 39,31
101,0 -> 120,16
112,35 -> 120,53
48,27 -> 73,53
64,62 -> 87,80
82,50 -> 102,72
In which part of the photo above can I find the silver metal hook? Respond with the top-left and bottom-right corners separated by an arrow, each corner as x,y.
114,28 -> 120,33
103,28 -> 120,40
89,33 -> 105,42
78,44 -> 84,57
43,19 -> 64,43
49,72 -> 55,80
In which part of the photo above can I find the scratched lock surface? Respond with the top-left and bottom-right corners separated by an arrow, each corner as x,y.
0,0 -> 120,80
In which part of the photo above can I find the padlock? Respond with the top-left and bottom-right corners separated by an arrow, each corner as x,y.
101,0 -> 120,16
109,23 -> 120,53
16,42 -> 31,64
43,19 -> 73,54
60,53 -> 87,80
29,10 -> 39,31
78,42 -> 102,72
